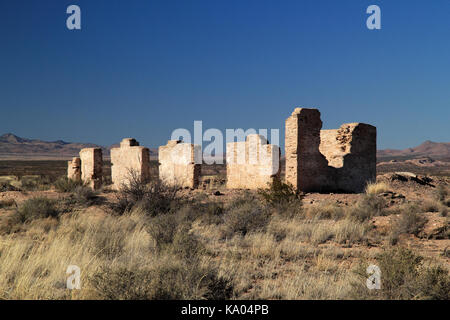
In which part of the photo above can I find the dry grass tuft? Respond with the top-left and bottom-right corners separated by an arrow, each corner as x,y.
365,181 -> 390,195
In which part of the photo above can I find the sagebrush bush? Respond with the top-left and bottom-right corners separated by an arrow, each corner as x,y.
307,201 -> 344,220
112,171 -> 179,216
352,248 -> 450,300
71,186 -> 99,206
0,199 -> 16,209
20,175 -> 56,191
0,181 -> 20,192
346,194 -> 386,222
391,204 -> 426,240
53,177 -> 84,193
435,185 -> 448,203
3,197 -> 60,234
223,195 -> 271,237
15,197 -> 59,223
421,200 -> 440,213
90,262 -> 233,300
258,179 -> 302,206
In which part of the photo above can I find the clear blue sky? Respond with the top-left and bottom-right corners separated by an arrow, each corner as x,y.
1,0 -> 449,150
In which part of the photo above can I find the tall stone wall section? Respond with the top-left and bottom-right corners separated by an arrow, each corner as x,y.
226,134 -> 280,189
158,140 -> 201,188
320,123 -> 376,192
285,108 -> 331,192
285,108 -> 376,193
79,148 -> 103,190
67,157 -> 81,181
110,138 -> 151,190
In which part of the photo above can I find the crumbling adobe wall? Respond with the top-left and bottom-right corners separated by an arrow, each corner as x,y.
320,123 -> 376,192
285,108 -> 332,192
226,134 -> 280,189
110,138 -> 151,190
158,140 -> 201,188
285,108 -> 376,193
79,148 -> 103,190
67,157 -> 81,181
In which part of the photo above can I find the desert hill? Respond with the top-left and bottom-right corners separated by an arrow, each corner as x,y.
0,133 -> 157,160
377,140 -> 450,161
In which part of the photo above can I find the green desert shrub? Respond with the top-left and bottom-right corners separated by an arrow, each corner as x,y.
0,181 -> 20,192
0,199 -> 16,209
89,263 -> 233,300
112,171 -> 179,216
54,177 -> 84,193
307,201 -> 345,220
258,179 -> 302,206
2,197 -> 60,234
352,248 -> 450,300
15,197 -> 59,223
390,204 -> 427,240
346,194 -> 386,222
222,195 -> 272,237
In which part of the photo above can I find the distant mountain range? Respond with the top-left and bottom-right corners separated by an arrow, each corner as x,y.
0,133 -> 448,161
377,140 -> 450,161
0,133 -> 157,160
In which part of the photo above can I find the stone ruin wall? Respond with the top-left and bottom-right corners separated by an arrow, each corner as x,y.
319,123 -> 377,192
285,108 -> 331,192
67,157 -> 81,181
63,108 -> 375,193
110,138 -> 151,190
285,108 -> 376,193
158,140 -> 201,188
79,147 -> 103,190
226,134 -> 280,189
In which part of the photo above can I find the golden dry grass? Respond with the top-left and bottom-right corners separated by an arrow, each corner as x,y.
0,181 -> 448,300
365,181 -> 390,195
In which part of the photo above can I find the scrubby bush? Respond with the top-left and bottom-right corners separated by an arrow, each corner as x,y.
365,181 -> 390,195
435,185 -> 448,203
71,186 -> 99,206
20,175 -> 56,191
258,179 -> 302,206
346,194 -> 386,222
53,177 -> 84,193
111,171 -> 179,216
90,263 -> 233,300
390,204 -> 427,242
223,194 -> 271,237
0,181 -> 20,192
15,197 -> 59,223
2,197 -> 60,234
352,248 -> 450,300
421,200 -> 440,213
306,201 -> 345,220
0,199 -> 16,209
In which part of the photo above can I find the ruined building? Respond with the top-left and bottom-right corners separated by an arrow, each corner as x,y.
67,157 -> 81,181
159,140 -> 201,188
285,108 -> 376,193
226,134 -> 280,189
110,138 -> 151,190
79,147 -> 103,190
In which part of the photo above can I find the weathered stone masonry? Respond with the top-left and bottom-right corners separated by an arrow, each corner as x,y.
226,134 -> 280,189
67,157 -> 81,181
110,138 -> 151,190
285,108 -> 376,193
159,140 -> 201,188
79,147 -> 103,190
